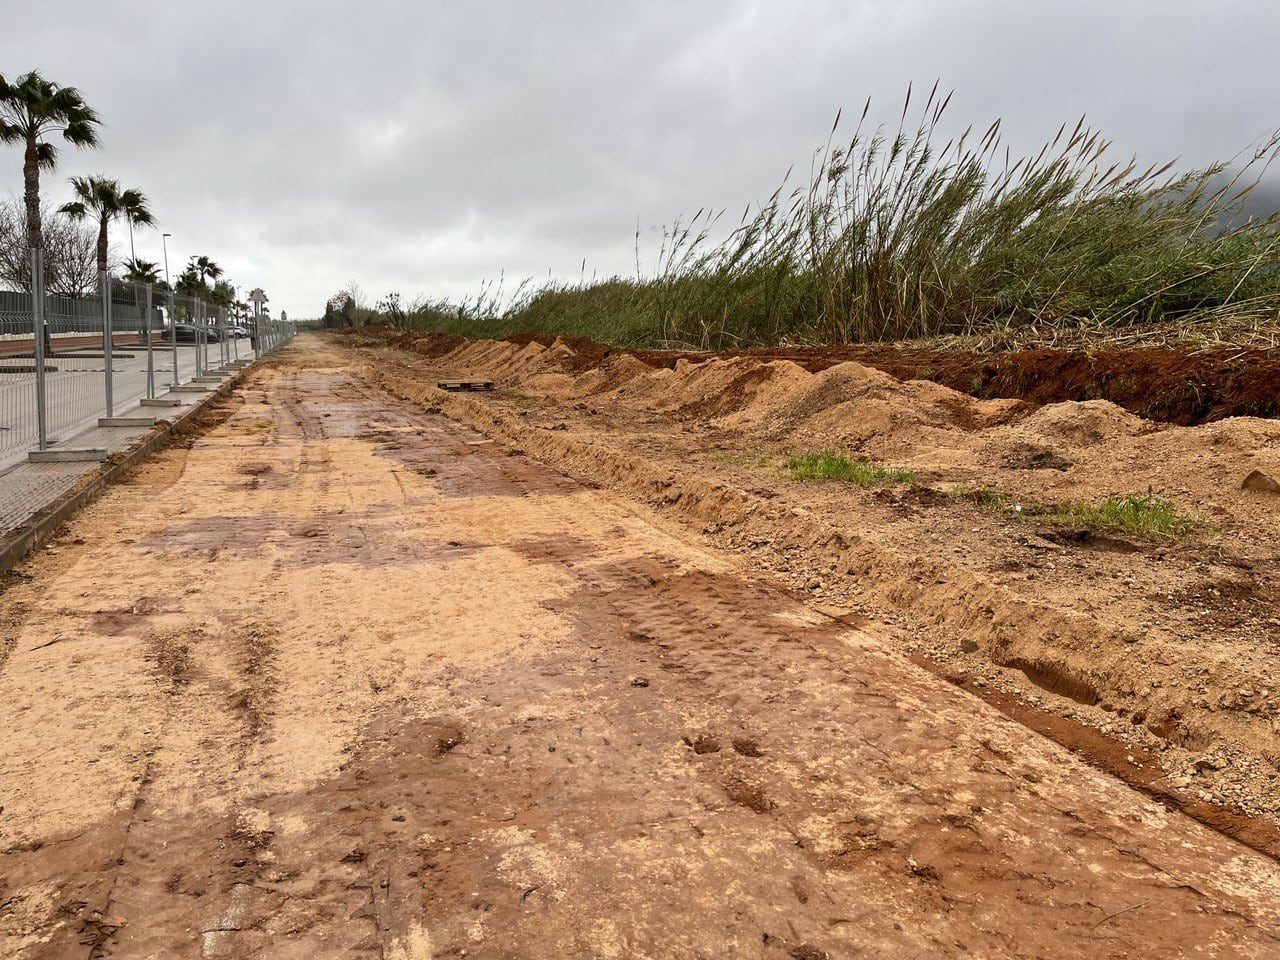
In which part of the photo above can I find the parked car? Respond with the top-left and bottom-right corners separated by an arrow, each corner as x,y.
158,324 -> 224,343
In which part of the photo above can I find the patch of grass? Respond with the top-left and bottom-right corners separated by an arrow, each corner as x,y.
948,485 -> 1195,538
707,448 -> 771,468
1037,493 -> 1196,539
950,485 -> 1011,508
786,450 -> 914,486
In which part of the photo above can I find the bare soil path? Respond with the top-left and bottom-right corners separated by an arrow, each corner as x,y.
2,338 -> 1279,959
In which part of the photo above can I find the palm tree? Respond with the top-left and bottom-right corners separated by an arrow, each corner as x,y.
209,279 -> 235,307
120,258 -> 162,333
121,191 -> 151,262
191,254 -> 223,286
175,262 -> 204,298
59,176 -> 155,275
122,257 -> 161,284
0,71 -> 100,255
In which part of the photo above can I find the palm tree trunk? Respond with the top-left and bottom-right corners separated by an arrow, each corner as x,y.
23,134 -> 41,252
97,217 -> 109,275
23,134 -> 52,354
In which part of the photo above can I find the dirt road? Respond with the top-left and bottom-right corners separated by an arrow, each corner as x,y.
2,338 -> 1278,959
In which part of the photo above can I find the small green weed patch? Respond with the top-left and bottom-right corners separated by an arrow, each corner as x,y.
948,486 -> 1196,539
786,451 -> 914,486
707,448 -> 771,468
1037,493 -> 1196,539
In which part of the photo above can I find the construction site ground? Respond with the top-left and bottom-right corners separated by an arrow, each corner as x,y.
1,333 -> 1278,959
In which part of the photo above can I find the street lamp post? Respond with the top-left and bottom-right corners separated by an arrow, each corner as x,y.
162,233 -> 178,387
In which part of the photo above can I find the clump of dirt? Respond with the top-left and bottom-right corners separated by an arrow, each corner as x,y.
1001,443 -> 1073,471
685,734 -> 722,754
146,632 -> 193,685
723,778 -> 774,813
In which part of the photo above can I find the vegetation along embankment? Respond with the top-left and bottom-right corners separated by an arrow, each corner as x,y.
324,85 -> 1280,355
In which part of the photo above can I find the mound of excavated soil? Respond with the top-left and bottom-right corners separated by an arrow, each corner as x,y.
1015,400 -> 1154,448
563,354 -> 655,398
343,328 -> 1279,426
637,342 -> 1280,426
371,334 -> 1279,501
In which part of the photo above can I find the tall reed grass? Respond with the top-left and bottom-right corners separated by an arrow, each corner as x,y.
378,86 -> 1280,348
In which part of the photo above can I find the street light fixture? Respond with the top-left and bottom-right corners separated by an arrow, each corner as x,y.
161,233 -> 172,286
161,232 -> 178,385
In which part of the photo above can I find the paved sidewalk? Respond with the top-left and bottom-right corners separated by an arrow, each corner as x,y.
0,356 -> 254,545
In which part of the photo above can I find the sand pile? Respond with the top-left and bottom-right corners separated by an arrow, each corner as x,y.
577,356 -> 795,414
654,358 -> 811,418
427,338 -> 580,389
714,361 -> 942,436
565,354 -> 657,398
440,340 -> 523,372
1015,400 -> 1153,448
425,338 -> 1258,480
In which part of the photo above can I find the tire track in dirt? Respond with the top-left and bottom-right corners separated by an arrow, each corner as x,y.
0,392 -> 271,957
359,356 -> 1280,858
69,386 -> 307,958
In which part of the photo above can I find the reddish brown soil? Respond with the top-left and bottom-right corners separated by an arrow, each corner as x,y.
342,328 -> 1280,849
350,328 -> 1280,425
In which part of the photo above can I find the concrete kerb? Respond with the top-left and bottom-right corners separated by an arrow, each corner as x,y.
28,448 -> 108,463
0,365 -> 251,577
98,417 -> 158,428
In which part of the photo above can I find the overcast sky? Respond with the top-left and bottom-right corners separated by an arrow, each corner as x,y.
4,1 -> 1278,318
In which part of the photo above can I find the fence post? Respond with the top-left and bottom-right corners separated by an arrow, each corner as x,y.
144,283 -> 155,399
31,248 -> 48,451
170,291 -> 180,388
196,299 -> 205,377
101,270 -> 114,419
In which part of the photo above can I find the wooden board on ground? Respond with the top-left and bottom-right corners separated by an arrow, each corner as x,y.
437,379 -> 494,392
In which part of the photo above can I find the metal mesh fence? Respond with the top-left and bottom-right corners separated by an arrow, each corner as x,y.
1,252 -> 296,472
0,287 -> 42,466
42,277 -> 108,446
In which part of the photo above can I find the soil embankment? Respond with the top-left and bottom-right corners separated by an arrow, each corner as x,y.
368,328 -> 1280,425
338,327 -> 1280,842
